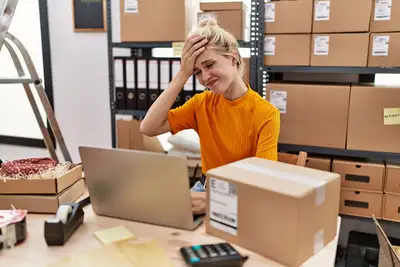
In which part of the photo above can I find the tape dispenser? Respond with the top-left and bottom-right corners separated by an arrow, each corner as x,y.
44,202 -> 84,246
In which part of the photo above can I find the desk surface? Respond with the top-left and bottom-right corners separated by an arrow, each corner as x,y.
0,205 -> 341,267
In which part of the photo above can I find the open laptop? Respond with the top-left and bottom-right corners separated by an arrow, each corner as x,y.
78,146 -> 205,231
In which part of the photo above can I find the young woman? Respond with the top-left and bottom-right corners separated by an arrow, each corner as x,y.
140,19 -> 280,214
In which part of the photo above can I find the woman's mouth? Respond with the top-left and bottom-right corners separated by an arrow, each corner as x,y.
207,79 -> 218,87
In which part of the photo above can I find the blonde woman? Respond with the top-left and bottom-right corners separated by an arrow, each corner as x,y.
140,18 -> 280,214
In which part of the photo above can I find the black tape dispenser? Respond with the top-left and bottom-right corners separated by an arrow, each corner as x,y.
44,197 -> 89,246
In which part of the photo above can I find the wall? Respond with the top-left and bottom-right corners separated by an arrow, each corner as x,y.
0,0 -> 111,162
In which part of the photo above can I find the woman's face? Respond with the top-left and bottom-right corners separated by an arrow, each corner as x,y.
193,48 -> 237,94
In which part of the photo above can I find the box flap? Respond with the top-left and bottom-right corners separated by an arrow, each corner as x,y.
57,164 -> 83,193
206,157 -> 338,202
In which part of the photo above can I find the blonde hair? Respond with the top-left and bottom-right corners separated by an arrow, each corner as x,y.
191,18 -> 244,78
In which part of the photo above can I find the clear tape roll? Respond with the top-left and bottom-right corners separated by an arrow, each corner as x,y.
55,205 -> 72,224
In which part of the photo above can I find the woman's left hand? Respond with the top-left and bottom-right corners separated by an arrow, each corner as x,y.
191,191 -> 207,215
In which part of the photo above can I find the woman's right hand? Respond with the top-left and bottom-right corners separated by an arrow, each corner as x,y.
180,35 -> 208,79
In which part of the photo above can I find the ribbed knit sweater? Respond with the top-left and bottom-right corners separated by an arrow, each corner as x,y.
168,87 -> 280,174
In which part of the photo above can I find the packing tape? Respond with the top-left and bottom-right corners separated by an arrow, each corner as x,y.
55,205 -> 72,224
231,162 -> 326,206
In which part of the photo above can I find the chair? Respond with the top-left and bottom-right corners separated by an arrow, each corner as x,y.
278,151 -> 308,167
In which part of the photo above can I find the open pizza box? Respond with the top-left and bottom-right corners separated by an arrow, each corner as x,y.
373,215 -> 400,266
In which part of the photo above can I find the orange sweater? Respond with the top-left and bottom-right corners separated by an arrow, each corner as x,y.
168,87 -> 280,174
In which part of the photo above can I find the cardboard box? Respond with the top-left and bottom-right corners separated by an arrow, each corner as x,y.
332,159 -> 385,192
340,188 -> 383,218
205,157 -> 341,267
370,0 -> 400,33
120,0 -> 199,42
383,193 -> 400,222
264,34 -> 311,66
0,179 -> 86,213
0,164 -> 83,195
368,33 -> 400,67
264,0 -> 313,34
265,83 -> 350,148
347,85 -> 400,154
198,10 -> 245,40
306,157 -> 332,172
200,1 -> 245,11
312,0 -> 372,33
311,33 -> 369,67
385,164 -> 400,195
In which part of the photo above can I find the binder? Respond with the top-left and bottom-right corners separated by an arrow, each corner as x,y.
171,60 -> 182,108
125,59 -> 136,110
149,59 -> 159,107
137,59 -> 148,111
114,59 -> 126,109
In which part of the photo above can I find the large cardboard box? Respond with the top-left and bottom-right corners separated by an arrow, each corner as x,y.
200,1 -> 245,11
383,193 -> 400,222
340,188 -> 383,218
368,33 -> 400,67
265,83 -> 350,148
347,85 -> 400,154
370,0 -> 400,33
264,34 -> 311,66
205,157 -> 340,267
120,0 -> 199,42
198,10 -> 245,40
332,159 -> 385,192
311,33 -> 369,67
306,157 -> 332,172
385,164 -> 400,195
312,0 -> 372,33
264,0 -> 313,34
0,164 -> 83,195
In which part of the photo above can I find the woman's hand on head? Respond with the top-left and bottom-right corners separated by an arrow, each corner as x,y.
180,35 -> 208,79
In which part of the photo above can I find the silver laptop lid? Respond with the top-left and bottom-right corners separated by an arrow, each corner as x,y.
0,0 -> 18,51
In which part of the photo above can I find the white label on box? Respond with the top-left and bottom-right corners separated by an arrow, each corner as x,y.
375,0 -> 392,21
384,107 -> 400,125
264,36 -> 276,56
125,0 -> 138,13
270,90 -> 287,114
314,36 -> 330,56
315,0 -> 330,21
265,3 -> 275,22
314,229 -> 325,254
372,36 -> 390,56
198,13 -> 217,23
209,177 -> 238,236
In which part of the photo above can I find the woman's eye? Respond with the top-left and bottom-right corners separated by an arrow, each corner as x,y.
195,71 -> 201,76
206,62 -> 215,68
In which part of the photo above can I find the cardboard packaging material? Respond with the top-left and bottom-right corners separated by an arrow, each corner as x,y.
0,179 -> 86,213
264,34 -> 311,66
198,10 -> 245,40
264,0 -> 313,34
347,85 -> 400,154
385,165 -> 400,195
205,157 -> 341,267
332,160 -> 385,192
306,157 -> 332,172
312,0 -> 372,33
340,188 -> 383,218
200,1 -> 245,11
383,193 -> 400,222
120,0 -> 199,42
265,83 -> 350,149
0,164 -> 83,195
370,0 -> 400,33
311,33 -> 369,67
368,33 -> 400,67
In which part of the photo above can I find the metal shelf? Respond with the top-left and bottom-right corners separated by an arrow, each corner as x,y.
278,144 -> 400,161
112,40 -> 251,49
116,109 -> 147,117
264,66 -> 400,74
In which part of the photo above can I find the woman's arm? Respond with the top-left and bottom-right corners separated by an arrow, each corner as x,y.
256,110 -> 280,160
140,35 -> 207,137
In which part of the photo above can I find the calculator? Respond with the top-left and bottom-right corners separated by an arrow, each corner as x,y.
180,242 -> 249,267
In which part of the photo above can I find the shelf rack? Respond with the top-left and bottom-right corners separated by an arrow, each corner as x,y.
106,0 -> 264,148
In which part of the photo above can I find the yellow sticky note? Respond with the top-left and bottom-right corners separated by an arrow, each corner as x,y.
94,226 -> 136,245
384,108 -> 400,125
172,42 -> 185,57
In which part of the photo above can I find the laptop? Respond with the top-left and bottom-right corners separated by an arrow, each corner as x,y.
78,146 -> 205,231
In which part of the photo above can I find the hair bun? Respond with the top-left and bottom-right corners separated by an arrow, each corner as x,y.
198,17 -> 218,28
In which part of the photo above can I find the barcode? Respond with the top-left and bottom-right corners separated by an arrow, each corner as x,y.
212,212 -> 236,224
374,51 -> 387,54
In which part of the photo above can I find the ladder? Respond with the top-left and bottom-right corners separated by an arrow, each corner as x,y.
0,0 -> 71,162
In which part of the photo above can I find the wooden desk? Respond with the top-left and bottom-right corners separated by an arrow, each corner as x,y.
0,205 -> 341,267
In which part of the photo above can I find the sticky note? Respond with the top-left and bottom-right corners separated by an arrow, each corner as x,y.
172,42 -> 185,57
94,226 -> 136,245
384,108 -> 400,125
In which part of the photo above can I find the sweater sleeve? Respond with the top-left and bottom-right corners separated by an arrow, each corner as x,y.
256,109 -> 280,161
167,94 -> 200,134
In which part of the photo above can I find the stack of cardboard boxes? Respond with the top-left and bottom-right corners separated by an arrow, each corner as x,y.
264,0 -> 400,67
